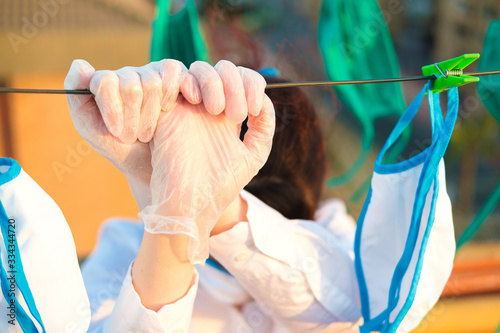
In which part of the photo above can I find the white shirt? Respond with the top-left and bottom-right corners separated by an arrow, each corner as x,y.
81,190 -> 366,333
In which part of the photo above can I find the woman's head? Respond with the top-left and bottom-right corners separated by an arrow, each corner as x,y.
241,76 -> 327,220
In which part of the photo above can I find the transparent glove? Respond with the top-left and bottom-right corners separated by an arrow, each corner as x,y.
139,60 -> 275,264
64,59 -> 201,209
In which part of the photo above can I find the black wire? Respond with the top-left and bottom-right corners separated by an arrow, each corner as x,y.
1,70 -> 500,94
0,88 -> 93,94
265,75 -> 435,89
467,70 -> 500,77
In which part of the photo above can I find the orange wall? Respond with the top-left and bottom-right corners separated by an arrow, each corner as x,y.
8,73 -> 139,257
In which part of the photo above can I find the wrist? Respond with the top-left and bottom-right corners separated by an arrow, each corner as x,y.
132,232 -> 195,311
126,173 -> 151,210
210,194 -> 248,236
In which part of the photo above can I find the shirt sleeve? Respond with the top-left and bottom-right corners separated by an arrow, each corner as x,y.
102,264 -> 199,333
0,162 -> 90,333
208,190 -> 362,332
82,219 -> 198,333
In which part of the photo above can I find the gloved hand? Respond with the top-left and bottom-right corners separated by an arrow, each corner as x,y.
138,60 -> 275,264
64,59 -> 202,209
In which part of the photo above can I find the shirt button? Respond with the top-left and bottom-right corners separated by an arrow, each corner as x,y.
234,251 -> 250,263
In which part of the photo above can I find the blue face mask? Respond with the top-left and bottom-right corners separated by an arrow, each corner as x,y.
354,83 -> 458,333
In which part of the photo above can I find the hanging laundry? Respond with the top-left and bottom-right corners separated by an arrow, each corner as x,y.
478,19 -> 500,124
355,83 -> 457,332
151,0 -> 210,66
456,19 -> 500,248
319,0 -> 409,187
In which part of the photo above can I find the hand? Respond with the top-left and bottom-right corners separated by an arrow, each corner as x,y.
139,60 -> 275,264
64,59 -> 201,209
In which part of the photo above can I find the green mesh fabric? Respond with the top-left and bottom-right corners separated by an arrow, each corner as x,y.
151,0 -> 210,66
457,20 -> 500,249
478,20 -> 500,124
318,0 -> 408,187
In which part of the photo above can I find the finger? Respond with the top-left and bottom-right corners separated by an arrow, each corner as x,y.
151,59 -> 184,112
242,95 -> 276,167
64,59 -> 96,112
180,70 -> 202,105
137,67 -> 162,143
238,66 -> 266,117
116,67 -> 143,144
189,61 -> 225,115
215,60 -> 247,124
89,70 -> 124,138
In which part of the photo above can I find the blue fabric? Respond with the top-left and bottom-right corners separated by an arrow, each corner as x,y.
388,87 -> 458,332
389,173 -> 439,331
0,259 -> 38,332
206,257 -> 231,275
353,187 -> 372,320
0,158 -> 46,332
0,158 -> 21,186
374,84 -> 429,175
257,67 -> 281,78
355,84 -> 459,332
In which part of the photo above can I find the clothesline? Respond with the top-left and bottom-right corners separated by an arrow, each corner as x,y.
1,70 -> 500,95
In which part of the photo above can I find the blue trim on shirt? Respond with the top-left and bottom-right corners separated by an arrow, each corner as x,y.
206,257 -> 231,275
0,158 -> 21,187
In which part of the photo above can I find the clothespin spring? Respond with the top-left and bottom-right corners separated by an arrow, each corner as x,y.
434,63 -> 463,78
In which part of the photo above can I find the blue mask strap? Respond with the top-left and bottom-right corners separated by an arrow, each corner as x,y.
384,87 -> 458,332
375,82 -> 430,166
428,88 -> 444,140
360,85 -> 458,333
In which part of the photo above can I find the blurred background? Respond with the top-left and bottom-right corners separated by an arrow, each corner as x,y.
0,0 -> 499,332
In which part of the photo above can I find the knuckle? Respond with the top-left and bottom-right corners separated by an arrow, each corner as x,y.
237,65 -> 252,77
257,74 -> 267,90
164,59 -> 182,71
98,71 -> 118,87
216,59 -> 233,69
190,60 -> 207,69
122,82 -> 143,99
216,60 -> 237,76
190,61 -> 215,80
226,81 -> 244,95
144,75 -> 162,92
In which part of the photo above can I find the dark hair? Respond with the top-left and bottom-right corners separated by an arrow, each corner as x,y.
240,76 -> 327,220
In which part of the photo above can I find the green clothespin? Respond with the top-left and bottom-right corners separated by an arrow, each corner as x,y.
422,53 -> 480,93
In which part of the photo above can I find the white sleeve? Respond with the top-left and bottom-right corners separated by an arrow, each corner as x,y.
0,159 -> 90,333
209,190 -> 362,332
81,220 -> 198,333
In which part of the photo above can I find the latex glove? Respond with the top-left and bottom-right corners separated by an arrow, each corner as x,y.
138,60 -> 275,264
64,59 -> 201,209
